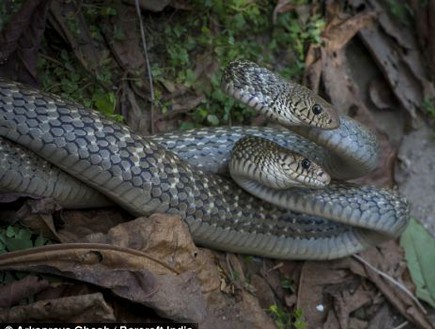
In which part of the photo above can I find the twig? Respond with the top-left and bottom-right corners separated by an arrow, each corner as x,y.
352,254 -> 427,315
134,0 -> 155,134
392,321 -> 409,329
267,262 -> 284,273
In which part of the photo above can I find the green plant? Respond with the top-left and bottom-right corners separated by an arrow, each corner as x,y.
292,308 -> 307,329
0,224 -> 55,295
0,225 -> 50,255
148,0 -> 326,127
34,0 -> 327,128
422,97 -> 435,118
386,0 -> 413,24
275,12 -> 325,62
37,49 -> 122,121
268,304 -> 307,329
281,278 -> 296,292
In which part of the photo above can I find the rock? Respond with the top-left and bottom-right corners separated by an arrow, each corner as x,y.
396,124 -> 435,237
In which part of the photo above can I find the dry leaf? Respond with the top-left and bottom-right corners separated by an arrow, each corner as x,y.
49,0 -> 102,74
103,4 -> 145,72
349,0 -> 435,123
297,259 -> 350,327
0,242 -> 206,322
0,293 -> 115,322
350,242 -> 435,329
82,214 -> 220,292
0,275 -> 50,308
0,0 -> 50,85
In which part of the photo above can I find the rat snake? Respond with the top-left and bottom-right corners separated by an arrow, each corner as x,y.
0,60 -> 409,259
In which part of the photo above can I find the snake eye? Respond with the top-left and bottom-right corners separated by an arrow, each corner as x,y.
301,159 -> 311,170
312,104 -> 322,115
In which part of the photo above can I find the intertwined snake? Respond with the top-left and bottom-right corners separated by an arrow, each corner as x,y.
0,60 -> 409,259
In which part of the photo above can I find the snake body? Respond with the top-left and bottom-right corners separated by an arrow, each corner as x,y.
0,62 -> 410,259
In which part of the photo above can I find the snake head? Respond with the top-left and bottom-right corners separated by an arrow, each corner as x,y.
283,83 -> 340,130
279,155 -> 331,189
222,59 -> 340,130
230,136 -> 331,190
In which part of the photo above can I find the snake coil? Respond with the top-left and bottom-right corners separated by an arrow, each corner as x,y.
0,61 -> 409,259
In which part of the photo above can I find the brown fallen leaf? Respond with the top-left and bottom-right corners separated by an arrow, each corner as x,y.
0,293 -> 116,322
103,4 -> 145,73
0,193 -> 59,228
49,0 -> 102,75
0,275 -> 51,308
296,259 -> 351,327
118,80 -> 152,135
272,0 -> 313,24
325,283 -> 373,329
0,207 -> 279,326
411,0 -> 435,82
0,0 -> 50,85
323,309 -> 340,329
200,287 -> 276,329
294,242 -> 432,329
58,208 -> 129,243
349,0 -> 435,123
374,0 -> 435,105
81,214 -> 221,293
0,242 -> 206,322
367,304 -> 395,329
322,6 -> 377,52
171,94 -> 206,113
102,4 -> 153,135
347,317 -> 368,329
250,274 -> 277,309
350,241 -> 435,329
20,200 -> 61,232
262,261 -> 290,302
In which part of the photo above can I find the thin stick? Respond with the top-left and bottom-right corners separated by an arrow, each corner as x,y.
352,254 -> 427,315
134,0 -> 155,134
392,321 -> 409,329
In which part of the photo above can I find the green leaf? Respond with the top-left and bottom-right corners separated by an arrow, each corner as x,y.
5,235 -> 33,251
179,122 -> 196,130
15,228 -> 32,241
6,226 -> 15,238
92,91 -> 116,115
400,217 -> 435,308
207,114 -> 219,125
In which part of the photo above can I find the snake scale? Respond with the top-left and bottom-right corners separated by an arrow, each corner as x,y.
0,60 -> 409,259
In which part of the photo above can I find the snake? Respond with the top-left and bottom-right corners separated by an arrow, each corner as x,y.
0,60 -> 409,260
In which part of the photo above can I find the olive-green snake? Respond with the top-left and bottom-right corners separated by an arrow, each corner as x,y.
0,60 -> 409,259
